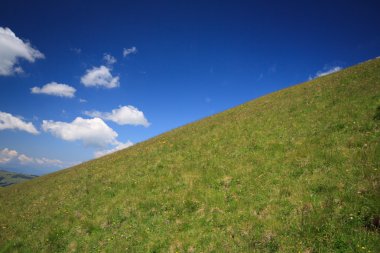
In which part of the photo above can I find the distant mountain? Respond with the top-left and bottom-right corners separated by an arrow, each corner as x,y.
0,58 -> 379,252
0,170 -> 38,187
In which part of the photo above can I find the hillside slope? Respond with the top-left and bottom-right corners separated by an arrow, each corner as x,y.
1,59 -> 379,252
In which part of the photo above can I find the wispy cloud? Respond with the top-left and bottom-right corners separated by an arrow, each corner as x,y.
31,82 -> 76,98
0,148 -> 63,167
85,105 -> 150,127
80,65 -> 120,88
42,117 -> 118,147
70,47 -> 82,54
0,111 -> 39,134
268,64 -> 277,74
94,140 -> 133,158
103,53 -> 117,65
0,27 -> 44,76
123,46 -> 137,57
310,65 -> 343,80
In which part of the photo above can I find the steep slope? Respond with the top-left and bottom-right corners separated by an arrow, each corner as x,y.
1,59 -> 379,252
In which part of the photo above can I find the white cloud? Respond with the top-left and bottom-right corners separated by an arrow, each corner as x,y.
79,98 -> 87,103
0,111 -> 39,134
0,27 -> 44,76
14,66 -> 24,74
310,66 -> 342,80
80,65 -> 119,88
17,154 -> 33,164
34,157 -> 63,166
123,46 -> 137,57
31,82 -> 76,98
42,117 -> 118,147
0,148 -> 63,167
103,53 -> 117,65
316,66 -> 342,77
94,140 -> 133,158
85,105 -> 150,127
0,148 -> 18,163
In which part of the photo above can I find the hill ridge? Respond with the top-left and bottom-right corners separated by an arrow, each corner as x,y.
1,58 -> 379,252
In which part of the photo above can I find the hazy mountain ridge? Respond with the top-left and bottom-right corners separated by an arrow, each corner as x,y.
0,170 -> 38,187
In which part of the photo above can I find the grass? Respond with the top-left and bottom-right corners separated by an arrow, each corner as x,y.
0,58 -> 380,252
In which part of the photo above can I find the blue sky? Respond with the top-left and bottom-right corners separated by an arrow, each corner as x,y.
1,0 -> 380,174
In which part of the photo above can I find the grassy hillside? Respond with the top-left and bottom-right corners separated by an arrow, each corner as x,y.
0,170 -> 37,187
1,59 -> 379,252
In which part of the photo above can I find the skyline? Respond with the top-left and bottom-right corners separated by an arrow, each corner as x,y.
1,0 -> 380,174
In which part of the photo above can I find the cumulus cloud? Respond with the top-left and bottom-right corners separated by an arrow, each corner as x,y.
0,147 -> 63,167
0,111 -> 39,134
0,148 -> 18,163
0,27 -> 44,76
80,65 -> 119,88
94,140 -> 133,158
310,66 -> 343,80
103,53 -> 117,65
123,46 -> 137,57
85,105 -> 150,127
31,82 -> 76,98
42,117 -> 118,147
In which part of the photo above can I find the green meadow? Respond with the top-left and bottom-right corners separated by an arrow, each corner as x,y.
0,58 -> 379,252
